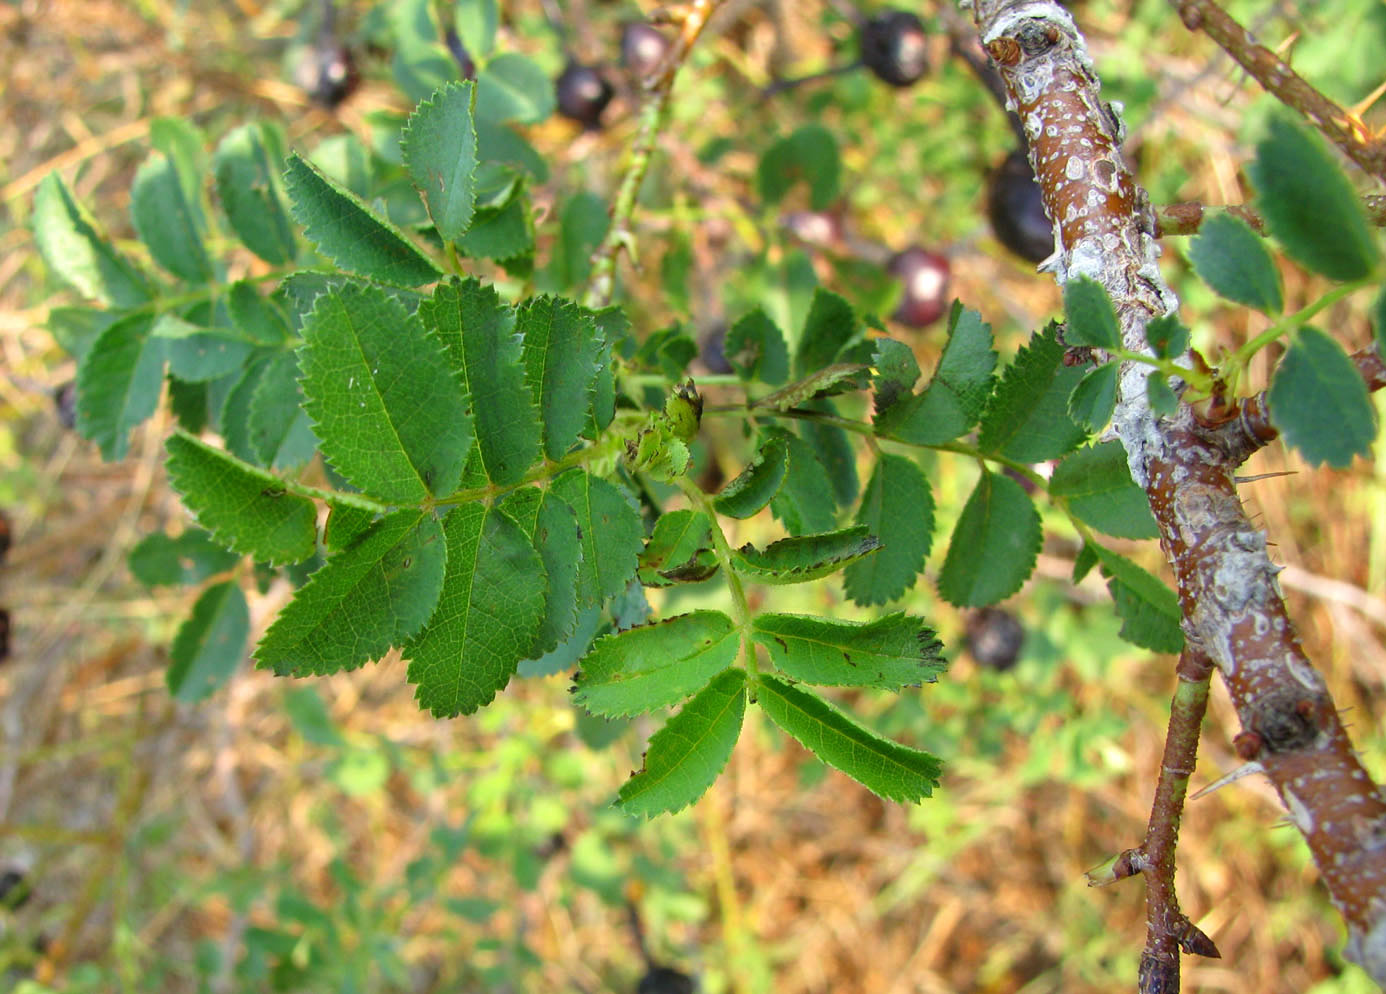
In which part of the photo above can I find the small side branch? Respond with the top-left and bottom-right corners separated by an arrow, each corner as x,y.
1168,0 -> 1386,184
1154,195 -> 1386,236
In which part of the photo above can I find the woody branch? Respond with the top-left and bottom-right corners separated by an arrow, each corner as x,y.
966,0 -> 1386,987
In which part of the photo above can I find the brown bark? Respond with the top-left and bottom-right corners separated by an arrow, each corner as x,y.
967,0 -> 1386,983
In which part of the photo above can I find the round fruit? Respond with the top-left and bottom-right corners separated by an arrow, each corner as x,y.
888,247 -> 951,328
987,149 -> 1054,263
621,22 -> 670,79
859,10 -> 929,88
556,61 -> 615,129
966,607 -> 1026,671
303,42 -> 359,108
638,965 -> 696,994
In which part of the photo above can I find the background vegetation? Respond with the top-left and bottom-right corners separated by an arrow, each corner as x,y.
1,0 -> 1385,991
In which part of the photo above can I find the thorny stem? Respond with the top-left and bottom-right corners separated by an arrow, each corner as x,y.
1169,0 -> 1386,184
582,0 -> 725,311
969,0 -> 1386,986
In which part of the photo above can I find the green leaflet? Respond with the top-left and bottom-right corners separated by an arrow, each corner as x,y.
1062,277 -> 1121,350
213,123 -> 297,264
758,125 -> 840,212
755,674 -> 941,803
300,282 -> 474,501
401,81 -> 479,243
876,304 -> 996,444
549,469 -> 644,605
75,312 -> 166,460
551,191 -> 609,290
220,353 -> 275,464
323,501 -> 378,552
714,435 -> 789,519
1249,115 -> 1379,282
167,581 -> 249,702
799,401 -> 858,507
731,524 -> 881,585
1146,372 -> 1179,417
248,351 -> 319,471
1048,441 -> 1159,540
403,503 -> 548,716
156,315 -> 255,384
977,324 -> 1088,462
499,487 -> 582,656
283,152 -> 442,286
149,116 -> 208,206
1143,314 -> 1190,361
753,363 -> 869,412
475,52 -> 556,125
795,288 -> 858,376
257,511 -> 447,676
843,453 -> 934,606
937,470 -> 1041,607
1067,361 -> 1119,433
572,611 -> 740,717
1374,286 -> 1386,356
725,309 -> 790,386
1267,326 -> 1377,468
767,430 -> 837,536
421,279 -> 540,486
129,528 -> 240,587
164,431 -> 318,565
1187,214 -> 1283,314
638,510 -> 718,587
33,173 -> 151,307
752,612 -> 945,690
458,191 -> 535,263
616,668 -> 747,817
227,281 -> 291,346
131,153 -> 212,284
871,337 -> 921,416
517,296 -> 603,460
1091,545 -> 1184,653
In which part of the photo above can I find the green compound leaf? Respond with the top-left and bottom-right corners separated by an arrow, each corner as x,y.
758,124 -> 840,212
1249,115 -> 1379,282
796,288 -> 858,376
75,312 -> 166,460
248,352 -> 319,471
1091,545 -> 1184,653
284,152 -> 442,286
616,668 -> 746,818
937,470 -> 1041,607
755,674 -> 941,803
752,612 -> 945,690
1048,441 -> 1158,540
131,153 -> 211,283
844,453 -> 934,606
876,304 -> 996,444
714,435 -> 788,519
550,469 -> 644,605
752,363 -> 870,412
572,611 -> 740,718
165,431 -> 318,565
300,282 -> 473,502
33,173 -> 151,307
731,524 -> 881,585
725,309 -> 790,386
1267,325 -> 1377,468
129,528 -> 240,587
257,511 -> 447,677
213,123 -> 297,264
518,295 -> 603,460
1144,314 -> 1190,361
978,325 -> 1088,462
401,81 -> 479,243
1187,213 -> 1283,314
167,581 -> 249,702
871,337 -> 921,416
499,487 -> 582,657
1067,361 -> 1119,433
1063,276 -> 1121,349
638,510 -> 718,587
403,503 -> 547,716
422,279 -> 540,486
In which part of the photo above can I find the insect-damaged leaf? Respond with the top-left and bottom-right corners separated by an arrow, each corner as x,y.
573,611 -> 740,717
752,612 -> 944,690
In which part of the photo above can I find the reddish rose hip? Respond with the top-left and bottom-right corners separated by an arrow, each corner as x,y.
556,60 -> 615,129
860,10 -> 930,88
888,247 -> 951,328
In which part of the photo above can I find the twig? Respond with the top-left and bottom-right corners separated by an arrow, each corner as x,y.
1169,0 -> 1386,183
969,0 -> 1386,987
1223,344 -> 1386,451
582,0 -> 726,310
1154,195 -> 1386,235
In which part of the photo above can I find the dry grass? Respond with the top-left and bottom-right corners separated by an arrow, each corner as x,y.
1,2 -> 1385,993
